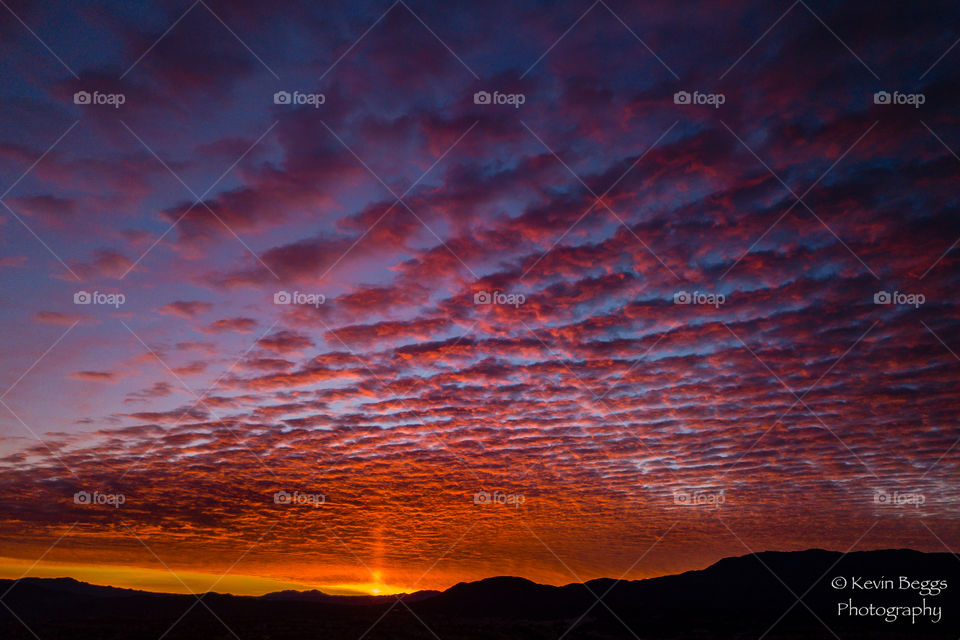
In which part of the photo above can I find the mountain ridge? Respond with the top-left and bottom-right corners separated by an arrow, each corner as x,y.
4,547 -> 937,601
2,549 -> 956,638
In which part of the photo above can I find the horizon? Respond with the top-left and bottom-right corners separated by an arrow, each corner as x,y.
1,1 -> 959,636
1,546 -> 935,598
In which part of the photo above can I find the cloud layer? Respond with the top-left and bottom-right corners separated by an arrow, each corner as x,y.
0,0 -> 958,592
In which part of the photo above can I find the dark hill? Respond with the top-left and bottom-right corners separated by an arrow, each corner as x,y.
262,587 -> 441,605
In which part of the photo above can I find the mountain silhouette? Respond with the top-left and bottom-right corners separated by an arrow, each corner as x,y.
261,588 -> 441,605
1,549 -> 956,638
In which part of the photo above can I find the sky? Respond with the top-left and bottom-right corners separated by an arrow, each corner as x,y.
0,0 -> 959,596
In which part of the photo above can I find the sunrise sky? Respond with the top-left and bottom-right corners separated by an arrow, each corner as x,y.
1,0 -> 959,596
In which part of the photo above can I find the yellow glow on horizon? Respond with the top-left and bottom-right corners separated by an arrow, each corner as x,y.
322,568 -> 407,596
0,557 -> 408,597
320,581 -> 407,596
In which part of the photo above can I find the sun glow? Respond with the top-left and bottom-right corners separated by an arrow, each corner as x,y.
322,581 -> 407,596
0,559 -> 408,597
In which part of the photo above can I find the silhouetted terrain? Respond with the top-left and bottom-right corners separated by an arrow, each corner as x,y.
1,549 -> 957,638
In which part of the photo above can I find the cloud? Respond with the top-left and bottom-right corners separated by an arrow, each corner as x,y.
68,371 -> 116,382
0,256 -> 27,268
202,317 -> 258,334
65,249 -> 135,280
125,381 -> 175,403
256,330 -> 313,353
32,311 -> 87,325
159,301 -> 214,319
